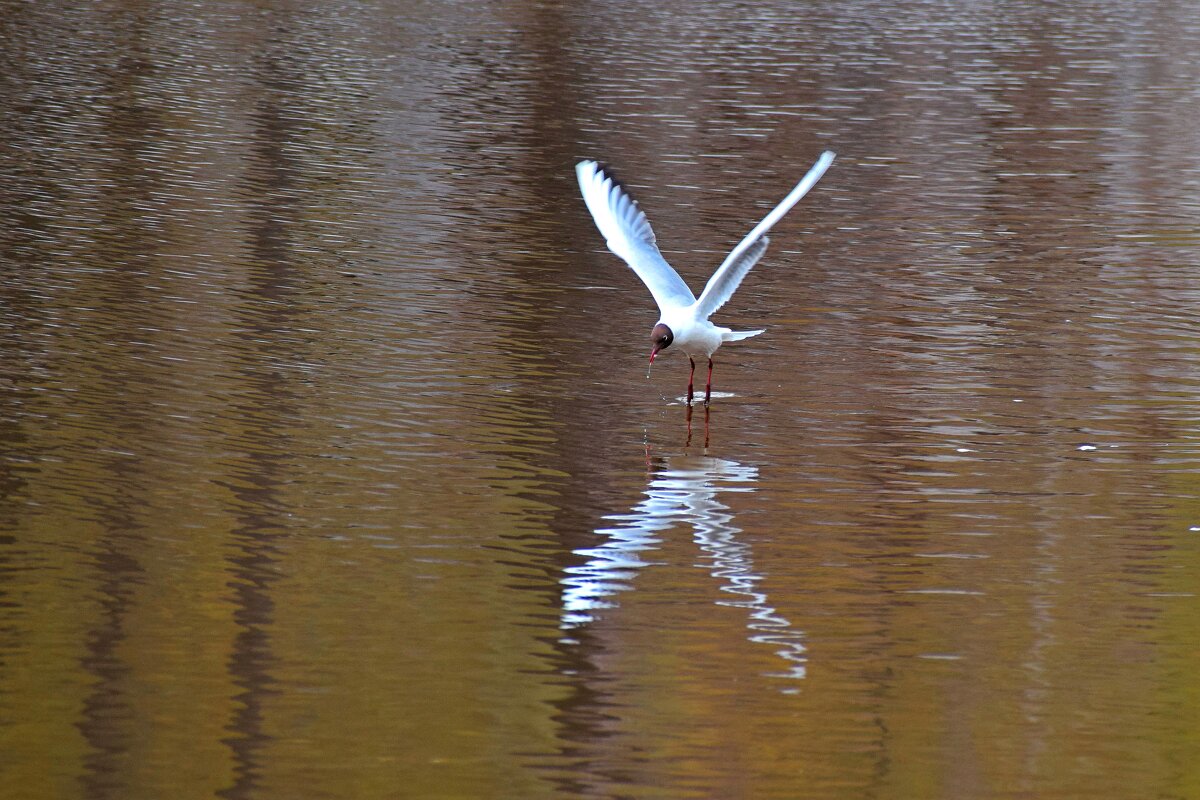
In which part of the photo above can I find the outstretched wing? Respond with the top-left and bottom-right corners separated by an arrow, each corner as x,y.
694,151 -> 835,319
576,160 -> 696,313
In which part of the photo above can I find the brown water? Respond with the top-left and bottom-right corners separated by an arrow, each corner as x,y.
2,1 -> 1200,798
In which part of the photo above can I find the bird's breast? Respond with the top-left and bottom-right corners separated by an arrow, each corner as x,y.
668,320 -> 724,358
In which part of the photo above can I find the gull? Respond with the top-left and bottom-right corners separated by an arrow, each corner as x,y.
576,151 -> 835,405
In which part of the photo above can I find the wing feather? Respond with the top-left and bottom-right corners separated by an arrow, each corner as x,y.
576,161 -> 696,313
694,151 -> 835,318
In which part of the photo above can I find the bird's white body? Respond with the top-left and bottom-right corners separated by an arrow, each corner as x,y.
657,306 -> 758,360
575,151 -> 835,401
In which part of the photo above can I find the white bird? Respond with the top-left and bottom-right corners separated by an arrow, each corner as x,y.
576,151 -> 835,405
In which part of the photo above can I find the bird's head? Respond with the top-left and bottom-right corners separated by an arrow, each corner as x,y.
649,323 -> 673,365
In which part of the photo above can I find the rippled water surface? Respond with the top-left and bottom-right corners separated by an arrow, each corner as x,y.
3,1 -> 1200,798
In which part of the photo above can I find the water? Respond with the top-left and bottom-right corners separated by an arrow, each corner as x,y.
2,1 -> 1199,798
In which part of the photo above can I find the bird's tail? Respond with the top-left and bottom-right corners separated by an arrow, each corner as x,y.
723,328 -> 765,342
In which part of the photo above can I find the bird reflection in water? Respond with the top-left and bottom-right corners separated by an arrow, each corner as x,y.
685,404 -> 707,448
560,448 -> 807,681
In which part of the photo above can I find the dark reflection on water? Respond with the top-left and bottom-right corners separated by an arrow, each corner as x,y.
2,0 -> 1200,798
218,25 -> 304,800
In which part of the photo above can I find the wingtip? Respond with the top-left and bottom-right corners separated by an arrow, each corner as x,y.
577,160 -> 626,197
575,160 -> 646,214
577,158 -> 622,186
576,159 -> 600,181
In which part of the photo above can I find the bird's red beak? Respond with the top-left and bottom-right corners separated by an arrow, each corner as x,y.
649,345 -> 661,365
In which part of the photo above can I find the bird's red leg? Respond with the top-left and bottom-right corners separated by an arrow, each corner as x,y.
687,357 -> 696,405
704,358 -> 714,405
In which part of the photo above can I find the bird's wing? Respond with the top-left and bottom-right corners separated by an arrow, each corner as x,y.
576,160 -> 696,313
694,151 -> 835,319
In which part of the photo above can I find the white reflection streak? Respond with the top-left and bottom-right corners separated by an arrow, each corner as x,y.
561,457 -> 807,680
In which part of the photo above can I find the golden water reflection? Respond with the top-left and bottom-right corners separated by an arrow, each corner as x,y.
3,0 -> 1200,797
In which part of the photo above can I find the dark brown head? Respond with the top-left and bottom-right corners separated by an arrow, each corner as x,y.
649,323 -> 673,364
